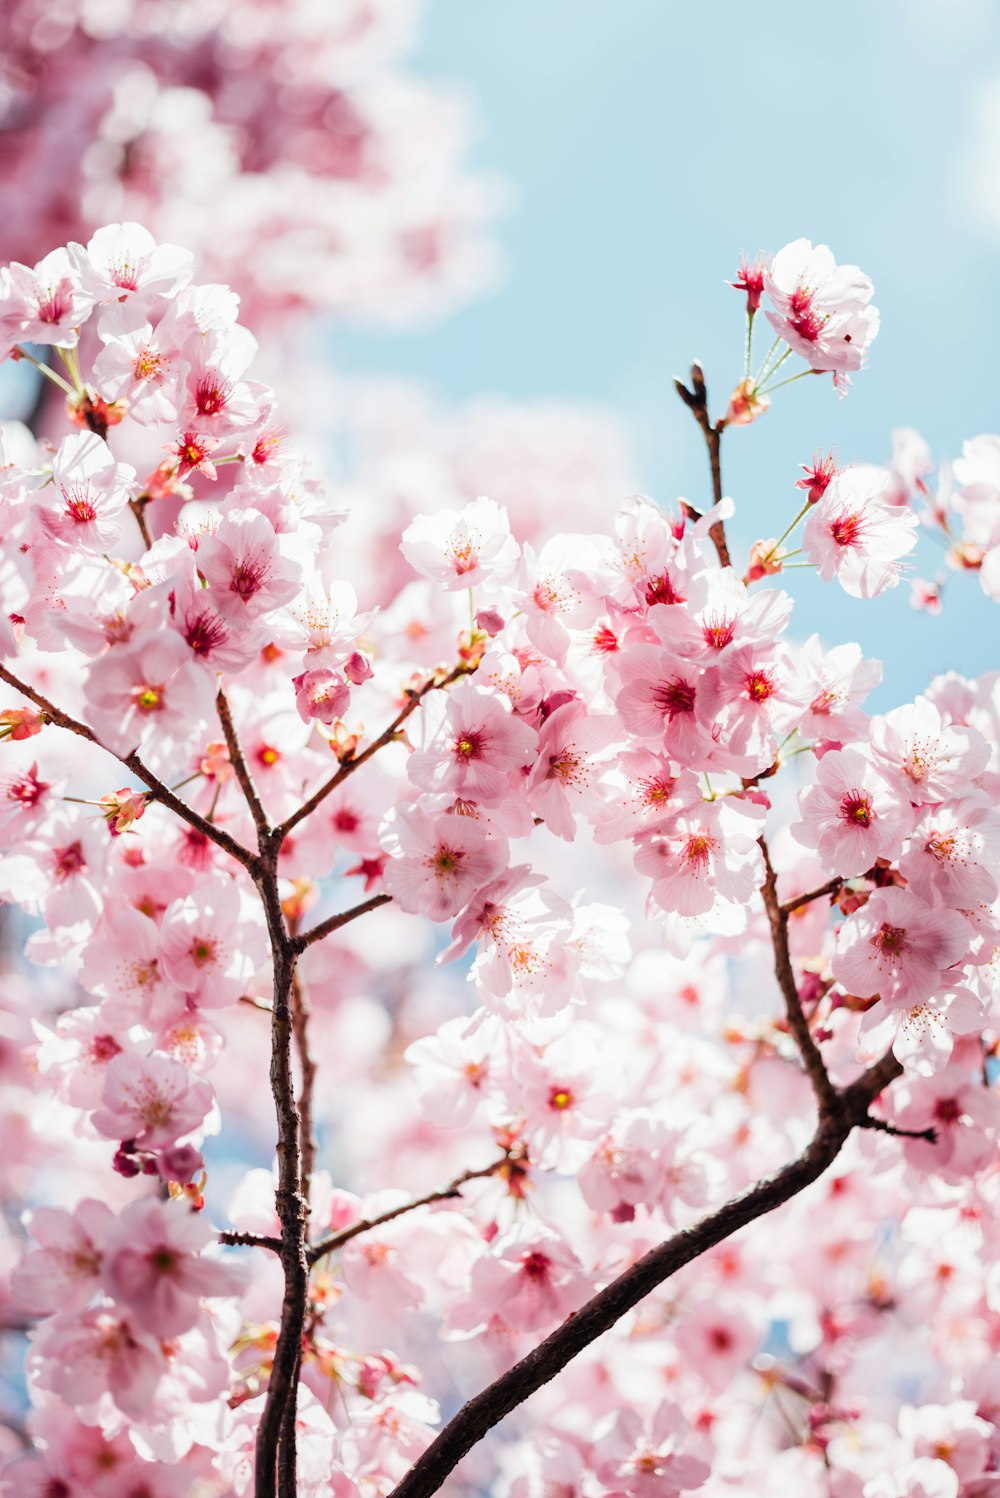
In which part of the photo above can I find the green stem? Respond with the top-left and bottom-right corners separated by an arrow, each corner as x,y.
756,346 -> 792,390
752,336 -> 782,388
761,500 -> 812,566
759,367 -> 819,396
13,348 -> 75,397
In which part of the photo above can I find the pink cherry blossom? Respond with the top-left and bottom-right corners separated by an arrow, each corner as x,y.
1,247 -> 93,348
92,1051 -> 214,1149
792,745 -> 914,873
102,1197 -> 245,1337
84,629 -> 217,757
401,495 -> 520,591
832,888 -> 971,1008
12,1199 -> 114,1314
526,701 -> 619,839
31,1308 -> 166,1420
159,879 -> 262,1007
456,1225 -> 591,1336
591,1404 -> 711,1498
37,431 -> 136,551
764,238 -> 879,381
615,643 -> 721,765
634,798 -> 765,920
803,466 -> 918,598
408,680 -> 537,806
197,509 -> 303,623
381,803 -> 509,921
69,221 -> 193,306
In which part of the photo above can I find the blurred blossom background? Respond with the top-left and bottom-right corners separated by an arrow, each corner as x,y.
3,0 -> 999,698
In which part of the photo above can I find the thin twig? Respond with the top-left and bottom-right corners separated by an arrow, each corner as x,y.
674,361 -> 731,569
216,688 -> 271,839
291,893 -> 392,954
129,497 -> 153,549
219,1230 -> 283,1253
275,664 -> 472,843
0,662 -> 259,873
781,878 -> 844,917
387,1051 -> 903,1498
308,1155 -> 511,1265
859,1117 -> 937,1144
759,836 -> 838,1114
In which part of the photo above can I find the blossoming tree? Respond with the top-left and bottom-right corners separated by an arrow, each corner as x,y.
0,227 -> 996,1498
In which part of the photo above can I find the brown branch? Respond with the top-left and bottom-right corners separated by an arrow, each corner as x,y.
781,877 -> 843,917
129,496 -> 153,549
275,664 -> 472,843
216,688 -> 271,839
290,965 -> 317,1205
759,835 -> 838,1114
291,892 -> 392,954
859,1117 -> 937,1144
0,662 -> 259,873
253,857 -> 307,1498
219,1229 -> 283,1253
308,1154 -> 511,1266
386,1052 -> 902,1498
674,361 -> 731,568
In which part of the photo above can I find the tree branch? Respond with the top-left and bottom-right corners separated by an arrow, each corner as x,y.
758,836 -> 838,1114
674,361 -> 730,568
216,687 -> 271,839
129,496 -> 153,550
0,662 -> 259,873
253,857 -> 306,1498
275,664 -> 472,843
219,1229 -> 283,1253
781,877 -> 843,917
386,1053 -> 902,1498
859,1116 -> 937,1144
290,965 -> 318,1205
291,893 -> 392,954
308,1154 -> 512,1265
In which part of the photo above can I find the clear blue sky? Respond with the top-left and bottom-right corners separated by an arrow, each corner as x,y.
335,0 -> 1000,706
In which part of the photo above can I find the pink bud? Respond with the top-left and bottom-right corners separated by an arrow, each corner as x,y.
474,607 -> 504,637
156,1143 -> 204,1184
730,254 -> 765,314
795,452 -> 838,504
343,651 -> 374,685
0,707 -> 45,741
100,787 -> 147,836
724,379 -> 769,427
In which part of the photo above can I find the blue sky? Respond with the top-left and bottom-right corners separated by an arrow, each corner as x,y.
335,0 -> 1000,705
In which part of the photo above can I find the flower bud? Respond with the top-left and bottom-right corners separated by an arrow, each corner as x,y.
0,707 -> 45,741
343,651 -> 374,685
725,379 -> 769,427
99,787 -> 147,836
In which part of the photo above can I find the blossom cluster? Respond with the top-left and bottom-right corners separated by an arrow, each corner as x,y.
0,229 -> 995,1497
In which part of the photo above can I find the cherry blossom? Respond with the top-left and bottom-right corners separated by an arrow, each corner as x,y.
101,1197 -> 245,1337
401,495 -> 520,591
764,238 -> 880,383
803,465 -> 919,597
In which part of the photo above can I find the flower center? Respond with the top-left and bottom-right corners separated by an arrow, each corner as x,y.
839,789 -> 873,828
830,512 -> 864,548
652,678 -> 696,718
